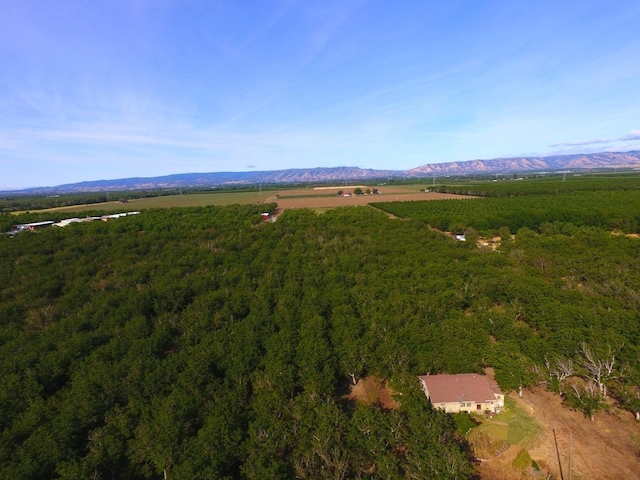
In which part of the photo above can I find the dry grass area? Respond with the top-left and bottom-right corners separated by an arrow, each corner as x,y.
346,376 -> 399,410
477,387 -> 640,480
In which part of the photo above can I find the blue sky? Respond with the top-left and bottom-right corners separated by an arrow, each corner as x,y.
2,1 -> 640,189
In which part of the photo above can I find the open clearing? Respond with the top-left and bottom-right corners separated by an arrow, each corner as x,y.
476,387 -> 640,480
346,376 -> 398,410
22,185 -> 471,214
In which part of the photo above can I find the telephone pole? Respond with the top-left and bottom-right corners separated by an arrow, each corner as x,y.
568,434 -> 572,480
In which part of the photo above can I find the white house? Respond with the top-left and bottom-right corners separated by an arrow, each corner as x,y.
418,373 -> 504,414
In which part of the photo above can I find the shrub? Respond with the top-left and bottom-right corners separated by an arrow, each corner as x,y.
453,412 -> 478,436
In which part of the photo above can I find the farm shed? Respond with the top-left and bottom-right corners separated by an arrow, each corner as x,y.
14,221 -> 55,231
418,373 -> 504,414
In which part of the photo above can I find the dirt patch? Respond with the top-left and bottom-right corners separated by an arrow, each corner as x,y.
477,236 -> 502,250
477,387 -> 640,480
346,376 -> 398,410
612,231 -> 640,239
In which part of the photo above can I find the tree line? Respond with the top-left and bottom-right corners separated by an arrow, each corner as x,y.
373,189 -> 640,234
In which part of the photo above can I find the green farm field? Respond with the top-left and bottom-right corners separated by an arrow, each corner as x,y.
14,191 -> 273,214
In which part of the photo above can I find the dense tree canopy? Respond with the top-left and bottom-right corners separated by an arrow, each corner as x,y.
1,194 -> 639,478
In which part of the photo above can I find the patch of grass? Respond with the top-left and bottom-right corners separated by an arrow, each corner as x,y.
500,396 -> 543,447
27,192 -> 272,213
467,431 -> 510,458
454,412 -> 479,436
472,396 -> 542,449
381,184 -> 431,192
512,448 -> 532,470
480,422 -> 509,441
126,192 -> 271,208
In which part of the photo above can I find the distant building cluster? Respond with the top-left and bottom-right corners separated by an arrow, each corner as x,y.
7,212 -> 140,237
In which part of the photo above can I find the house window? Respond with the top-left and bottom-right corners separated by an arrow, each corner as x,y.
467,402 -> 472,407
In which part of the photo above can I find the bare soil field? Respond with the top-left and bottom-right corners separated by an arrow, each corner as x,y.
271,189 -> 471,210
477,387 -> 640,480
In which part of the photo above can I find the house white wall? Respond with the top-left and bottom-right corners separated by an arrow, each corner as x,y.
419,376 -> 504,414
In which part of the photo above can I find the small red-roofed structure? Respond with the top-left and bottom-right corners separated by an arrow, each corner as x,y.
418,373 -> 504,414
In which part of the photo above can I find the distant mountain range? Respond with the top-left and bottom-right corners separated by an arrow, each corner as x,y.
404,151 -> 640,176
9,151 -> 640,194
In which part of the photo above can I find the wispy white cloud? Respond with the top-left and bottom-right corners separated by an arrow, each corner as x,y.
549,138 -> 613,148
232,0 -> 300,55
620,129 -> 640,141
299,0 -> 369,68
549,129 -> 640,148
2,110 -> 392,166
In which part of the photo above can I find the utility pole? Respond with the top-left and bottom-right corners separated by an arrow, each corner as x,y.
568,434 -> 572,480
553,429 -> 564,480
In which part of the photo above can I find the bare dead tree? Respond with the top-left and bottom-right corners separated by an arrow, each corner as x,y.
577,343 -> 619,398
555,358 -> 575,383
311,434 -> 350,480
293,436 -> 349,480
344,351 -> 368,386
535,357 -> 576,393
532,363 -> 550,385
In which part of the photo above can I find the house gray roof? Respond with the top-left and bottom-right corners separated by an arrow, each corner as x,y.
418,373 -> 502,404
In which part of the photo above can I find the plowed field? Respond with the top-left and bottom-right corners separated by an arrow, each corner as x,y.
270,188 -> 470,211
